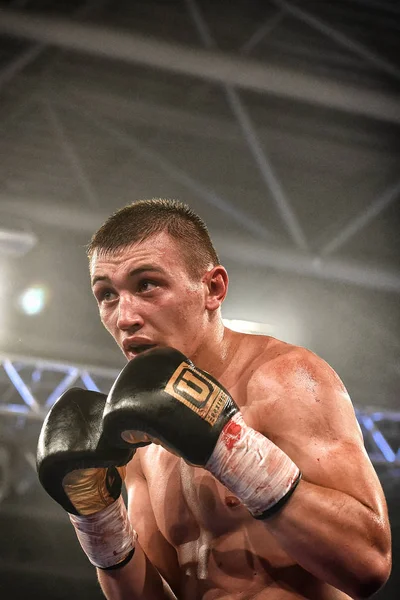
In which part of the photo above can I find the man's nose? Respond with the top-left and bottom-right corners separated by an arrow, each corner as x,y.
116,295 -> 144,331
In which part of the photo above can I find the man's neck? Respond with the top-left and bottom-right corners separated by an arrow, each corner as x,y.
190,325 -> 241,381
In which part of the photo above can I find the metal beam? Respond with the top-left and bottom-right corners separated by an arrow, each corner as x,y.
185,0 -> 308,250
225,86 -> 308,249
320,178 -> 400,256
272,0 -> 400,81
0,1 -> 112,92
0,353 -> 399,467
0,43 -> 44,90
42,99 -> 99,209
55,86 -> 391,148
2,195 -> 400,294
62,88 -> 241,142
0,353 -> 119,422
0,8 -> 399,123
58,100 -> 278,242
0,196 -> 108,234
240,10 -> 285,55
214,235 -> 400,294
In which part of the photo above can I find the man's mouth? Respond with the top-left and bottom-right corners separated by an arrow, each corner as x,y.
126,344 -> 157,358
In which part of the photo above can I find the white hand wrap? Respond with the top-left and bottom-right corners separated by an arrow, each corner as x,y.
205,412 -> 301,518
69,495 -> 137,569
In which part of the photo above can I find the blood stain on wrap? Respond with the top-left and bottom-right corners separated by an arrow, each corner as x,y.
220,419 -> 242,451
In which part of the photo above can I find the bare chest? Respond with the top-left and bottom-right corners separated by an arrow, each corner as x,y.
143,445 -> 252,542
138,430 -> 292,576
138,361 -> 288,560
137,447 -> 348,600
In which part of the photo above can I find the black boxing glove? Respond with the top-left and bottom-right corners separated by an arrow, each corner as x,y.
103,347 -> 301,519
37,388 -> 137,569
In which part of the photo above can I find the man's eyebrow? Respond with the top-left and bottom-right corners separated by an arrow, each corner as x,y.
91,265 -> 166,287
91,274 -> 110,287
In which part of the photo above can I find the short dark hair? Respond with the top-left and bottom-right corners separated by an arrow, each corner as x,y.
87,198 -> 219,279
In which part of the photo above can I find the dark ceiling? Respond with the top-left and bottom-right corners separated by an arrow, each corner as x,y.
0,0 -> 399,410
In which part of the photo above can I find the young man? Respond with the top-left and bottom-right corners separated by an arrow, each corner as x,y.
38,199 -> 391,600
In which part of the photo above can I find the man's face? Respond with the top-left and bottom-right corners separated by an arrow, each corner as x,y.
90,232 -> 209,360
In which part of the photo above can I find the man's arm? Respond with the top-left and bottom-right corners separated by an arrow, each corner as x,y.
100,345 -> 391,599
36,388 -> 179,600
97,451 -> 180,600
253,348 -> 392,599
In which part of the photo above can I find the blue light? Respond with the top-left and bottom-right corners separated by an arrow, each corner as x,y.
371,431 -> 396,463
3,359 -> 41,413
45,367 -> 79,408
358,413 -> 396,463
80,371 -> 100,392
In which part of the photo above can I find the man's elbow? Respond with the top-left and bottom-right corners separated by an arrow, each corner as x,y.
353,550 -> 392,599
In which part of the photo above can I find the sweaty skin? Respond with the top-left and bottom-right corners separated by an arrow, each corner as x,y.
127,336 -> 352,600
91,233 -> 391,600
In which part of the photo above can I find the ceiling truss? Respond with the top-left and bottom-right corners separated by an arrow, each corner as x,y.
0,5 -> 399,124
0,2 -> 398,292
0,352 -> 398,509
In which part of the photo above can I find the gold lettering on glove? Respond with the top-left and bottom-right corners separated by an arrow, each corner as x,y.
165,363 -> 228,426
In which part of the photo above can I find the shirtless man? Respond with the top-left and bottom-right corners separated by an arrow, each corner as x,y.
37,199 -> 392,600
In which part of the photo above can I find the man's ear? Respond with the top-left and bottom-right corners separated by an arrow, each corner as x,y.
204,266 -> 229,311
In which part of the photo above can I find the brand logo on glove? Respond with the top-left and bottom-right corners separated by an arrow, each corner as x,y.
165,363 -> 228,426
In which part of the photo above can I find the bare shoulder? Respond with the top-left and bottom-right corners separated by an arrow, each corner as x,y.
249,335 -> 346,387
242,339 -> 390,513
265,340 -> 348,392
247,338 -> 354,419
240,337 -> 368,462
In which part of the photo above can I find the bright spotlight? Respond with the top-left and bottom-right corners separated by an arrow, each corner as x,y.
223,319 -> 272,335
223,314 -> 307,346
18,285 -> 48,315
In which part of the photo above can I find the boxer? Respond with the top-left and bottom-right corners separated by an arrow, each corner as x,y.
38,199 -> 391,599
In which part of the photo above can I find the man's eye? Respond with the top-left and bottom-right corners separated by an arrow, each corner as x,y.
138,280 -> 157,292
98,289 -> 116,302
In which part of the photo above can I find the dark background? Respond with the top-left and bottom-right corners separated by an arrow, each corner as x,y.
0,0 -> 398,598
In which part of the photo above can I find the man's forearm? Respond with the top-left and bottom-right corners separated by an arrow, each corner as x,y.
264,479 -> 390,599
97,540 -> 177,600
